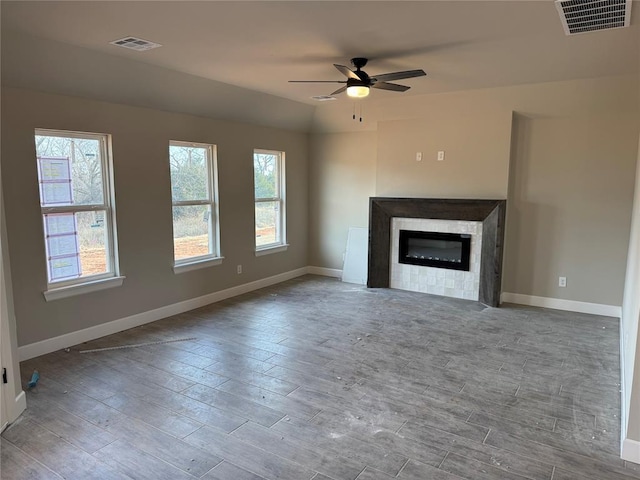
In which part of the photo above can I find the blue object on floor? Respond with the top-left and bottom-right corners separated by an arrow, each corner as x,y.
27,370 -> 39,389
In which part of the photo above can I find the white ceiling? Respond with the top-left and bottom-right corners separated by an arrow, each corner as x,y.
2,1 -> 639,106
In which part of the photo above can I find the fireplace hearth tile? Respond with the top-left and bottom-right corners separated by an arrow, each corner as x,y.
390,217 -> 482,301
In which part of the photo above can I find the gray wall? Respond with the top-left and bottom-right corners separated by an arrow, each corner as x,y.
2,88 -> 308,346
504,112 -> 638,305
376,110 -> 512,199
308,131 -> 376,269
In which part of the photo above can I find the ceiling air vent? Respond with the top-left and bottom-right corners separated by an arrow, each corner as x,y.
555,0 -> 632,35
311,95 -> 337,102
110,36 -> 162,51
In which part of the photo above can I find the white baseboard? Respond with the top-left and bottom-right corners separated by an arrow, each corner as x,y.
307,266 -> 343,278
620,317 -> 628,449
500,292 -> 622,318
622,438 -> 640,464
18,267 -> 308,361
2,391 -> 27,432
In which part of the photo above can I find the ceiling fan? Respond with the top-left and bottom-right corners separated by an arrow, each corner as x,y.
289,57 -> 426,98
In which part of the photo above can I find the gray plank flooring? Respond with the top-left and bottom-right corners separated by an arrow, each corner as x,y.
2,275 -> 638,479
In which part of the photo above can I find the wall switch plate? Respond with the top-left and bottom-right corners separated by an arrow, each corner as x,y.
559,276 -> 567,287
437,151 -> 445,161
237,265 -> 242,274
416,152 -> 422,161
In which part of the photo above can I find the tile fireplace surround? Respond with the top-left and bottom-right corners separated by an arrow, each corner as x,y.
390,217 -> 483,300
367,198 -> 507,307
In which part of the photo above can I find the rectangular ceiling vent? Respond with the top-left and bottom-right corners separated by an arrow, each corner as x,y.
110,36 -> 162,51
311,95 -> 337,102
555,0 -> 632,35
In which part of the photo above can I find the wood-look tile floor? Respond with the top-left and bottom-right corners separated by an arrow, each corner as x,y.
2,275 -> 638,480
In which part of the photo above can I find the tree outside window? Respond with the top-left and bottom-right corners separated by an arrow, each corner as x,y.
34,130 -> 118,285
254,150 -> 286,250
169,141 -> 220,264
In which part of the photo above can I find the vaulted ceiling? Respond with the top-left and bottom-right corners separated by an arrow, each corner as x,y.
2,1 -> 639,106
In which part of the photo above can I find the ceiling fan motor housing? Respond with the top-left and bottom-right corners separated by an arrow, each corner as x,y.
347,77 -> 370,88
351,57 -> 369,70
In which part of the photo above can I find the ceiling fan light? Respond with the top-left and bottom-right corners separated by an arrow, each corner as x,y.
346,85 -> 370,98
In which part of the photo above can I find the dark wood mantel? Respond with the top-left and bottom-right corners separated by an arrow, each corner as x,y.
368,198 -> 507,307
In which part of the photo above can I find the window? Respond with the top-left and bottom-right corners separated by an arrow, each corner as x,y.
35,129 -> 122,300
169,141 -> 221,272
254,149 -> 287,254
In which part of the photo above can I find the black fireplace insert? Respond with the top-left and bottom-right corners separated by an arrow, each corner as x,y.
399,230 -> 471,271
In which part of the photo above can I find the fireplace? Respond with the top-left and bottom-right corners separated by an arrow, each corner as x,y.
391,219 -> 481,300
368,198 -> 506,307
399,230 -> 471,271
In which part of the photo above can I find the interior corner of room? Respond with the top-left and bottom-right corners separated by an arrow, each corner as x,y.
1,0 -> 640,472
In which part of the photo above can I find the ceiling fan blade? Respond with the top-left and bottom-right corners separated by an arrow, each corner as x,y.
288,80 -> 346,83
371,82 -> 410,92
373,69 -> 426,83
334,64 -> 361,80
330,86 -> 347,95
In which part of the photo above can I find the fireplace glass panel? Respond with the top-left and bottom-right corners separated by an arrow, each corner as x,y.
399,230 -> 471,271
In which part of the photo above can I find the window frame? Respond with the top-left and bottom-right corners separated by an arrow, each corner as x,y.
35,128 -> 123,300
253,148 -> 287,255
169,140 -> 222,272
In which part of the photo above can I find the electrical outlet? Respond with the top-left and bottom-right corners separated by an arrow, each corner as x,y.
416,152 -> 422,161
559,276 -> 566,287
437,151 -> 445,161
237,265 -> 242,274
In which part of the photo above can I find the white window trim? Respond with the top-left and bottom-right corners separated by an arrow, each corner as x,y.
35,129 -> 121,294
173,256 -> 224,274
255,244 -> 289,256
169,140 -> 221,271
254,149 -> 287,252
43,275 -> 125,302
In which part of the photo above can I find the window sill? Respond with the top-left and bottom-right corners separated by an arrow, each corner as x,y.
44,276 -> 125,302
255,244 -> 289,257
173,256 -> 224,274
